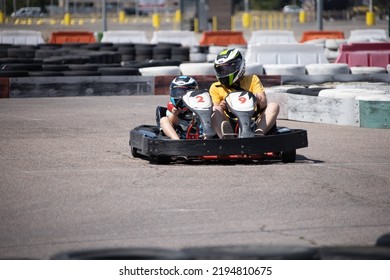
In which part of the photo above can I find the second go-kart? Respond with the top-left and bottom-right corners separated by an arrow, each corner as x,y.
130,89 -> 308,164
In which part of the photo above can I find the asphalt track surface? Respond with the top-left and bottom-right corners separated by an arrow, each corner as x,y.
0,95 -> 389,259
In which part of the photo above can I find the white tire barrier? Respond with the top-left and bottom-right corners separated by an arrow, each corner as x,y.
350,67 -> 387,74
324,49 -> 340,62
189,53 -> 207,62
318,88 -> 386,98
179,63 -> 215,76
303,38 -> 326,47
305,63 -> 350,75
0,30 -> 44,45
101,31 -> 149,44
263,64 -> 306,75
206,53 -> 217,62
325,39 -> 348,51
138,66 -> 181,76
208,46 -> 226,54
150,30 -> 199,46
288,88 -> 386,126
266,85 -> 305,120
245,63 -> 264,75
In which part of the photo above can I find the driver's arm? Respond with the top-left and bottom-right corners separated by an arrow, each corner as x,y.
209,83 -> 226,110
249,76 -> 267,109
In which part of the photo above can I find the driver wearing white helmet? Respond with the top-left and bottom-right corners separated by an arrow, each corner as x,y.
210,48 -> 279,138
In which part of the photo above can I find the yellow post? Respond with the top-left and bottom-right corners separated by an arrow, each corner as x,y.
299,10 -> 305,24
0,10 -> 4,24
273,13 -> 278,29
175,9 -> 181,23
254,16 -> 260,30
231,15 -> 235,31
119,10 -> 125,24
279,13 -> 284,29
174,9 -> 181,30
64,12 -> 71,26
268,14 -> 272,30
242,12 -> 250,29
366,11 -> 375,26
261,14 -> 266,30
152,13 -> 160,30
212,16 -> 217,31
194,18 -> 199,33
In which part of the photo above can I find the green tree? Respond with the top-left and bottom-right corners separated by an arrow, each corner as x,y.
250,0 -> 284,10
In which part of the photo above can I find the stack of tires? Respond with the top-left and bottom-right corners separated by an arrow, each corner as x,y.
0,41 -> 193,78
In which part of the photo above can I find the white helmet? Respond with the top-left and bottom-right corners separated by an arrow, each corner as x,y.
214,48 -> 246,87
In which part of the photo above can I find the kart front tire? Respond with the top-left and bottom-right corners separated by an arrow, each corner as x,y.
131,146 -> 140,158
281,150 -> 296,163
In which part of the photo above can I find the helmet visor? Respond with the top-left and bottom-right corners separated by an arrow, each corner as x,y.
170,86 -> 190,98
215,58 -> 242,77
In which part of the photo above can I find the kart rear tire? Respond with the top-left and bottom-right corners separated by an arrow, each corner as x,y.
281,150 -> 296,163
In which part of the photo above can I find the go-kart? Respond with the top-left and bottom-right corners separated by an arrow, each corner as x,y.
129,89 -> 308,164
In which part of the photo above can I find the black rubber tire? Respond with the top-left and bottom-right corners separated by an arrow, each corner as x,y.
62,71 -> 101,76
131,146 -> 140,158
286,87 -> 328,97
114,43 -> 135,48
157,42 -> 181,48
281,150 -> 296,163
154,47 -> 172,53
7,48 -> 36,58
154,156 -> 171,165
171,47 -> 190,61
68,64 -> 100,71
1,63 -> 43,71
44,56 -> 90,65
171,54 -> 190,62
28,71 -> 64,77
98,67 -> 140,76
100,46 -> 118,52
171,46 -> 190,55
117,46 -> 135,55
62,43 -> 85,49
0,49 -> 8,58
135,45 -> 154,61
42,64 -> 70,71
38,44 -> 62,50
0,44 -> 12,49
35,49 -> 65,59
0,70 -> 29,77
121,54 -> 136,62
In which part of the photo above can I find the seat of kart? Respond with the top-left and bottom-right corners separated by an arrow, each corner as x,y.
155,106 -> 167,128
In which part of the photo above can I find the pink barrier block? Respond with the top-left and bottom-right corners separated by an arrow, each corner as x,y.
370,52 -> 390,68
347,52 -> 369,67
340,42 -> 390,52
336,43 -> 390,67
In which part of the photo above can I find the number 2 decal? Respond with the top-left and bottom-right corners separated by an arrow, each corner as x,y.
196,95 -> 205,102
